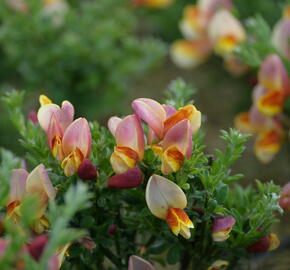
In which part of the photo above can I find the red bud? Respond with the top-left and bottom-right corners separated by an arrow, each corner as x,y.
107,224 -> 117,235
247,233 -> 280,253
77,159 -> 98,180
27,234 -> 49,261
107,168 -> 143,189
28,110 -> 38,125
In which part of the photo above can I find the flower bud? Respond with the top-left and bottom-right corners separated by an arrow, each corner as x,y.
279,182 -> 290,210
107,224 -> 117,235
78,237 -> 96,252
77,159 -> 98,180
28,110 -> 38,125
247,233 -> 280,253
212,216 -> 236,242
107,168 -> 143,189
27,234 -> 49,261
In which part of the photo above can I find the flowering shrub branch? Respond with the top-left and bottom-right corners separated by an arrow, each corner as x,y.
0,79 -> 283,269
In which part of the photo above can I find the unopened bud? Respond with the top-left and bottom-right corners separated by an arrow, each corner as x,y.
107,168 -> 143,189
77,159 -> 98,180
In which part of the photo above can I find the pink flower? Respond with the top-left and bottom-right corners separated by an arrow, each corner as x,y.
279,182 -> 290,210
212,216 -> 236,242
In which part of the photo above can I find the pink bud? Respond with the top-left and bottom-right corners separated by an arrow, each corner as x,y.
28,110 -> 38,125
78,237 -> 96,252
77,159 -> 98,180
279,182 -> 290,210
247,233 -> 280,253
107,168 -> 143,189
27,234 -> 49,261
212,216 -> 236,242
107,224 -> 117,235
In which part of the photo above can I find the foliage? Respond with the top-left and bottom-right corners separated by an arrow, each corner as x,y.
0,80 -> 282,269
0,0 -> 166,118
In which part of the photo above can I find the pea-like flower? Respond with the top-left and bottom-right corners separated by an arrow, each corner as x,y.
208,9 -> 246,57
279,182 -> 290,210
132,98 -> 201,174
212,216 -> 236,242
145,174 -> 194,239
38,95 -> 92,176
108,115 -> 145,174
247,233 -> 280,253
235,54 -> 288,163
7,164 -> 56,234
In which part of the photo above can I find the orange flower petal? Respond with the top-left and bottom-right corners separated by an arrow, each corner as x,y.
257,90 -> 285,116
61,148 -> 84,177
166,208 -> 194,239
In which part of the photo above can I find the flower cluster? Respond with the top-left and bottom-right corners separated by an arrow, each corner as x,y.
109,98 -> 201,175
235,54 -> 289,163
170,0 -> 247,76
37,95 -> 97,178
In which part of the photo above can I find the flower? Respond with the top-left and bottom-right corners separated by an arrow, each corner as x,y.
170,39 -> 212,69
132,98 -> 201,174
145,175 -> 194,239
208,9 -> 246,57
212,216 -> 236,242
279,182 -> 290,210
7,165 -> 56,234
208,260 -> 229,270
37,95 -> 92,176
247,233 -> 280,253
128,255 -> 155,270
108,115 -> 145,174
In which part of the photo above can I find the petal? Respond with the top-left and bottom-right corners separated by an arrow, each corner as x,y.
132,98 -> 166,139
47,113 -> 64,150
145,175 -> 187,219
254,130 -> 283,163
108,116 -> 122,136
162,119 -> 193,158
258,54 -> 290,93
114,115 -> 145,159
247,233 -> 280,253
62,118 -> 92,158
39,95 -> 52,106
110,146 -> 139,174
164,105 -> 201,135
163,105 -> 177,118
60,101 -> 74,130
272,19 -> 290,61
26,164 -> 56,217
9,168 -> 29,204
234,112 -> 256,134
212,216 -> 236,242
161,146 -> 185,175
179,5 -> 203,40
26,164 -> 56,200
37,104 -> 61,133
170,39 -> 212,69
166,208 -> 194,239
27,234 -> 49,261
61,148 -> 84,177
257,90 -> 285,116
128,255 -> 155,270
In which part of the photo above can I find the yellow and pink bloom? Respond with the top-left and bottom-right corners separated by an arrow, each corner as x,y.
212,216 -> 236,242
247,233 -> 280,253
108,114 -> 145,174
208,260 -> 229,270
7,164 -> 56,234
145,175 -> 194,239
